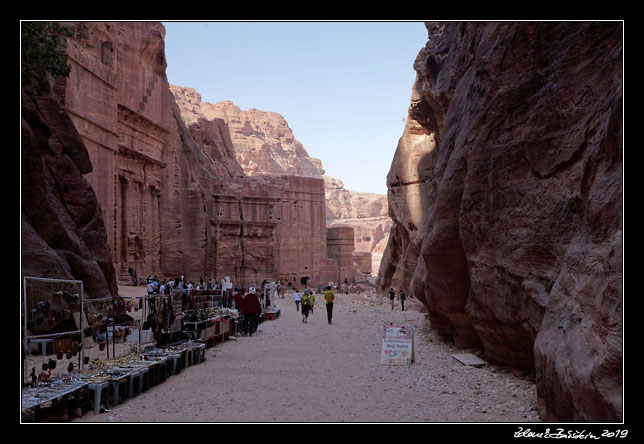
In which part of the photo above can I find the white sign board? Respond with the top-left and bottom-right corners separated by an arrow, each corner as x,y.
381,324 -> 415,365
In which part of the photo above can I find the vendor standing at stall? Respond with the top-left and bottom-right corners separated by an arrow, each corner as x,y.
233,290 -> 244,311
241,287 -> 261,336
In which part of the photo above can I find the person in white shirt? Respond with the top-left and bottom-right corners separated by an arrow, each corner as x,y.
293,289 -> 302,312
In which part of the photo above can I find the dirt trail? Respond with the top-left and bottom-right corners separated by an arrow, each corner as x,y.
72,288 -> 541,423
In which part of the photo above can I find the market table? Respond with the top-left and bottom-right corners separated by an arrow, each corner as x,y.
22,379 -> 88,420
111,364 -> 148,399
107,372 -> 129,405
87,381 -> 110,415
169,352 -> 183,375
135,360 -> 162,387
192,343 -> 206,364
140,353 -> 172,383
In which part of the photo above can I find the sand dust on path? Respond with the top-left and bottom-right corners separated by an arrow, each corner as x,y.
72,288 -> 541,423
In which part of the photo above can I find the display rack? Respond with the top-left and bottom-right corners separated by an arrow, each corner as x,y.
22,277 -> 84,385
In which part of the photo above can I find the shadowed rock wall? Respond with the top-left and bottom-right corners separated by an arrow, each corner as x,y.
378,22 -> 622,422
21,88 -> 118,300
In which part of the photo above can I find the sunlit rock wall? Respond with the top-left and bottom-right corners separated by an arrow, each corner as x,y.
378,21 -> 622,422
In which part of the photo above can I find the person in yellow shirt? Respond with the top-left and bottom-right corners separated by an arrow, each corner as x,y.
324,286 -> 335,325
309,291 -> 315,314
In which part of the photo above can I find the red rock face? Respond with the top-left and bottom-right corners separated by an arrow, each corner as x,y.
53,22 -> 336,289
171,84 -> 389,277
379,22 -> 622,422
21,88 -> 118,300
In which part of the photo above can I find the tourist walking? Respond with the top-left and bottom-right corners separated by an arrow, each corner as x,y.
301,292 -> 310,323
324,286 -> 335,325
294,289 -> 302,311
399,289 -> 406,311
309,291 -> 315,314
241,287 -> 261,336
389,288 -> 396,310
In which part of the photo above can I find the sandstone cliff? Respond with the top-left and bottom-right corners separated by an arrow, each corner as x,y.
50,22 -> 336,290
171,85 -> 390,275
171,86 -> 324,177
322,175 -> 388,220
171,85 -> 388,219
21,88 -> 118,301
378,22 -> 622,422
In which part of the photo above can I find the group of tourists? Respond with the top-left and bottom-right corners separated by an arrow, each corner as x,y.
136,273 -> 406,334
293,286 -> 335,325
292,288 -> 315,323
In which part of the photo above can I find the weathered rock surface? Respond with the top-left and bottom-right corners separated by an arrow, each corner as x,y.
327,216 -> 392,277
21,88 -> 118,300
171,86 -> 325,178
52,22 -> 335,289
171,86 -> 389,218
322,175 -> 388,220
171,85 -> 390,275
378,22 -> 622,422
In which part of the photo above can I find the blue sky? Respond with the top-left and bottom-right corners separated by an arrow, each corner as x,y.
162,21 -> 428,195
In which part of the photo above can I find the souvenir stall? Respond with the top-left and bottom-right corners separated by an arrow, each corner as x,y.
181,286 -> 235,348
21,276 -> 205,421
21,277 -> 87,421
21,276 -> 277,422
129,288 -> 183,348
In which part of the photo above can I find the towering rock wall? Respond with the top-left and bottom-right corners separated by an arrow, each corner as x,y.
171,87 -> 325,178
378,22 -> 622,422
171,85 -> 390,277
58,22 -> 332,289
62,22 -> 191,283
172,85 -> 389,218
21,87 -> 118,301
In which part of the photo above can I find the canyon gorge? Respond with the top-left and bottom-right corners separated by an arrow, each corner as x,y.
21,21 -> 622,423
170,85 -> 391,280
377,22 -> 622,422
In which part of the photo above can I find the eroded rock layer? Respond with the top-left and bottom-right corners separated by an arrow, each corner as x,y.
50,22 -> 335,289
21,88 -> 118,301
378,22 -> 622,422
171,84 -> 390,275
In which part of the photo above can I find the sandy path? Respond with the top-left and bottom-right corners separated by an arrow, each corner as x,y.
72,288 -> 541,423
